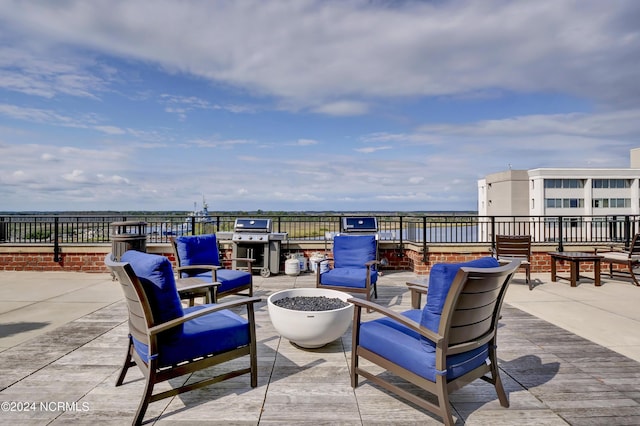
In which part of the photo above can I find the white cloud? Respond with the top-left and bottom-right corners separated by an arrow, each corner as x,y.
63,169 -> 87,183
94,125 -> 126,135
293,139 -> 318,146
186,137 -> 253,148
41,153 -> 58,162
3,1 -> 636,109
0,46 -> 108,99
97,174 -> 130,184
1,1 -> 640,211
355,146 -> 392,154
312,101 -> 369,116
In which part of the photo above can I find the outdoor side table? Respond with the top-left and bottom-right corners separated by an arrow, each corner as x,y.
549,252 -> 603,287
176,277 -> 217,304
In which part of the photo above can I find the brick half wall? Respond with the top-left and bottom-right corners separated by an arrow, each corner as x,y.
0,243 -> 615,275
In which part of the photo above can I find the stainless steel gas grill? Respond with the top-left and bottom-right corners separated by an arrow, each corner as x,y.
231,218 -> 287,277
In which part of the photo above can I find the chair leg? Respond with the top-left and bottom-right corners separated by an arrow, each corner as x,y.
115,338 -> 135,387
248,304 -> 258,388
351,306 -> 361,388
435,379 -> 454,426
629,262 -> 640,286
133,373 -> 155,426
488,346 -> 509,408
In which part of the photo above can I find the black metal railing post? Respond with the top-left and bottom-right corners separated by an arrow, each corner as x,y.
624,215 -> 631,250
490,216 -> 496,250
398,216 -> 404,257
422,216 -> 428,263
0,217 -> 6,242
53,217 -> 62,262
557,216 -> 564,252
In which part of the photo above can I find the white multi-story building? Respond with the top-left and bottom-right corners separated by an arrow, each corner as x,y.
477,148 -> 640,241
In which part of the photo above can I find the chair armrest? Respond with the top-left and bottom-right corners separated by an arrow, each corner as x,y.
365,260 -> 380,267
407,284 -> 429,295
229,257 -> 255,265
595,246 -> 622,254
177,281 -> 220,293
406,284 -> 428,309
176,264 -> 221,273
149,296 -> 263,335
348,298 -> 442,344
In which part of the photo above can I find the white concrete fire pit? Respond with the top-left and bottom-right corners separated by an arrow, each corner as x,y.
267,288 -> 354,348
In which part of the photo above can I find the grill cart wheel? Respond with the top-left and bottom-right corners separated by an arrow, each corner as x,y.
260,267 -> 271,278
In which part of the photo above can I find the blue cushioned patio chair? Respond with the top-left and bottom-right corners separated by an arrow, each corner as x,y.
350,257 -> 520,426
171,234 -> 254,299
105,251 -> 260,426
315,234 -> 380,303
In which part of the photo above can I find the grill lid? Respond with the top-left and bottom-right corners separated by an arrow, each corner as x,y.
341,217 -> 378,233
234,218 -> 272,233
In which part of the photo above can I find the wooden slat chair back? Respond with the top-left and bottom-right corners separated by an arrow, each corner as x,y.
350,259 -> 520,426
494,234 -> 532,289
596,233 -> 640,286
109,257 -> 154,350
105,252 -> 260,425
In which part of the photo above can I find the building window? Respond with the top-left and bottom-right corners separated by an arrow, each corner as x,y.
546,198 -> 584,208
531,198 -> 535,209
544,179 -> 584,189
592,179 -> 630,188
592,198 -> 631,208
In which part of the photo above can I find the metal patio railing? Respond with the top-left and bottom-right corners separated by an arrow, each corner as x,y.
2,213 -> 639,253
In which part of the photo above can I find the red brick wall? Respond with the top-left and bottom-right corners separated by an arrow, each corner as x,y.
0,244 -> 622,275
0,252 -> 108,272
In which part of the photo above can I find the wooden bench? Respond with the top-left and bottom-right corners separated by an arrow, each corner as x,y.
595,233 -> 640,286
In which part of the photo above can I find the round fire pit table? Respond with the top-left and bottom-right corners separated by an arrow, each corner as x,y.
267,288 -> 354,348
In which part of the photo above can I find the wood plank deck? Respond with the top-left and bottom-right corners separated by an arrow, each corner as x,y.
0,271 -> 639,424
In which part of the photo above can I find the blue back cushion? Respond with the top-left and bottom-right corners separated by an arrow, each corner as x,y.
174,234 -> 220,267
333,235 -> 376,269
420,257 -> 499,347
121,250 -> 183,325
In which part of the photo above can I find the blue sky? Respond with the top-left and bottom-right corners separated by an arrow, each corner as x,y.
1,0 -> 640,212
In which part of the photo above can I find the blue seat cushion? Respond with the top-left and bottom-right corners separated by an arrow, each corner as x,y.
121,250 -> 183,325
333,235 -> 377,269
319,268 -> 378,288
186,269 -> 251,294
174,234 -> 220,267
359,309 -> 489,382
420,257 -> 500,348
132,305 -> 250,367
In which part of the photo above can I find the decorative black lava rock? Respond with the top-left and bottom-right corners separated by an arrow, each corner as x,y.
272,296 -> 349,311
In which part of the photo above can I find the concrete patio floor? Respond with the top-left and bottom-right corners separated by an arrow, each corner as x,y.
1,268 -> 639,424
